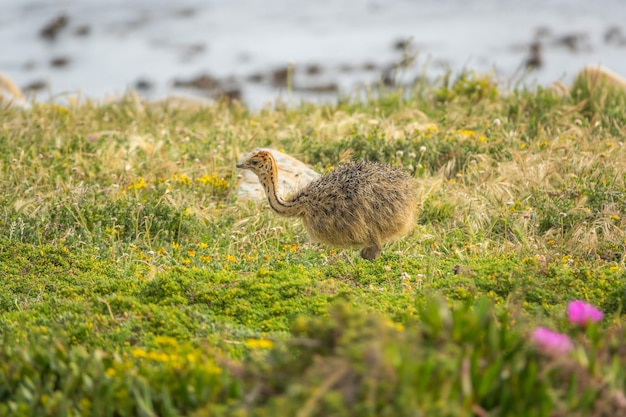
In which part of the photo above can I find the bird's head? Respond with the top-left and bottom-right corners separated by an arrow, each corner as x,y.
236,149 -> 276,178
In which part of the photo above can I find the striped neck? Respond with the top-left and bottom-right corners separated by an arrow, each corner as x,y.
258,165 -> 302,217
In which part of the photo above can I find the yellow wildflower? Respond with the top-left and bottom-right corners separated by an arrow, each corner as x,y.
127,177 -> 147,191
172,173 -> 192,186
51,104 -> 69,116
245,338 -> 274,349
457,129 -> 476,137
195,173 -> 229,191
154,336 -> 179,347
131,347 -> 146,358
196,174 -> 212,185
282,244 -> 300,253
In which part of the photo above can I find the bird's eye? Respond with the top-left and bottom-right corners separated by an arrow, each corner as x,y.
249,160 -> 259,166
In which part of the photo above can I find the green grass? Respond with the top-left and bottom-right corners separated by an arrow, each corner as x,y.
1,74 -> 626,416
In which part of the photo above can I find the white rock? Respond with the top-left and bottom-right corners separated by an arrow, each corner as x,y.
237,148 -> 319,201
577,65 -> 626,90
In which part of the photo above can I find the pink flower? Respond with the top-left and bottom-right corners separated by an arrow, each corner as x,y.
567,300 -> 603,326
531,327 -> 572,354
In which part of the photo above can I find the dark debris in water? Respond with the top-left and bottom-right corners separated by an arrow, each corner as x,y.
40,14 -> 69,41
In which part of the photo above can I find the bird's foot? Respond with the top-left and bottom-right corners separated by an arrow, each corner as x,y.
360,244 -> 381,261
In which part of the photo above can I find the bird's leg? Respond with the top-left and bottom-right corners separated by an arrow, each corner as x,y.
360,243 -> 381,261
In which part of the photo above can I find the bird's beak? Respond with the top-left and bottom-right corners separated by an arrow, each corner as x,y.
236,163 -> 243,169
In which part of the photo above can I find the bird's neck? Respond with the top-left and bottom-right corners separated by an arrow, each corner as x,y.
259,167 -> 302,217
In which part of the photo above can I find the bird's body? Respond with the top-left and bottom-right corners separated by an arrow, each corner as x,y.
237,150 -> 417,260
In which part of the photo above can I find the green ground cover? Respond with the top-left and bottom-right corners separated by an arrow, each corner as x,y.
1,73 -> 626,416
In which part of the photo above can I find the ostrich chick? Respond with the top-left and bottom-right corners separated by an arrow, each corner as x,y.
237,150 -> 417,260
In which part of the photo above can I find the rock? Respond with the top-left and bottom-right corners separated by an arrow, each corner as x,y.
217,87 -> 242,102
305,64 -> 323,75
173,73 -> 220,90
293,82 -> 338,93
40,14 -> 69,40
552,32 -> 590,52
0,72 -> 27,107
393,38 -> 411,51
382,65 -> 396,87
135,78 -> 154,91
524,41 -> 543,69
172,73 -> 242,101
550,66 -> 626,97
50,56 -> 70,68
23,80 -> 48,92
271,66 -> 289,87
236,148 -> 319,201
575,65 -> 626,91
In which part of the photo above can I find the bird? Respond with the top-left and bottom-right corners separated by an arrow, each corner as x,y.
236,149 -> 417,260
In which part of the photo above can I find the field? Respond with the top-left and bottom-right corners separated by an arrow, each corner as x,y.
1,73 -> 626,416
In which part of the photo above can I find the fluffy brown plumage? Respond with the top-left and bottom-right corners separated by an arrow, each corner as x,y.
237,150 -> 417,260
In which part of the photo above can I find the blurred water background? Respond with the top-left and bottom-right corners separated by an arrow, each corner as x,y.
1,0 -> 625,108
